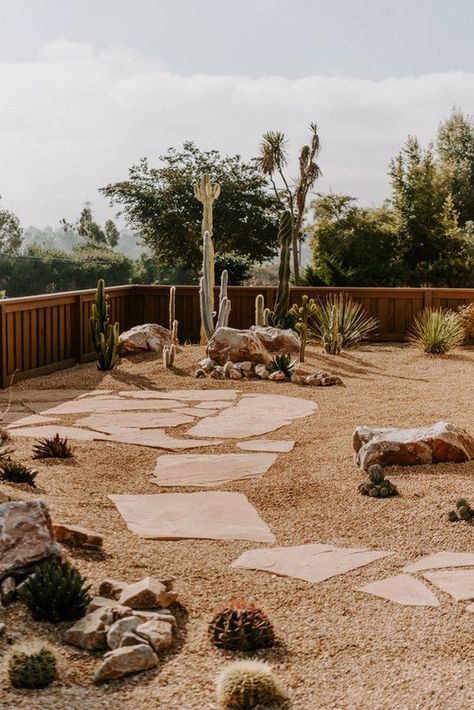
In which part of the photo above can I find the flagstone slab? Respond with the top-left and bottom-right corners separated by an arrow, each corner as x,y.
188,394 -> 317,439
11,425 -> 109,442
31,398 -> 186,415
465,603 -> 474,613
119,390 -> 238,401
232,543 -> 392,583
0,389 -> 89,402
422,569 -> 474,601
171,407 -> 217,418
76,411 -> 195,432
237,440 -> 295,453
108,492 -> 275,542
151,452 -> 277,487
358,574 -> 440,606
195,401 -> 234,410
403,552 -> 474,574
6,414 -> 60,429
93,427 -> 222,450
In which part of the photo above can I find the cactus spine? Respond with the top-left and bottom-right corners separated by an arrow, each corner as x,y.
169,286 -> 179,344
199,231 -> 231,341
88,279 -> 119,371
255,294 -> 265,326
194,173 -> 221,344
163,343 -> 176,369
268,211 -> 293,328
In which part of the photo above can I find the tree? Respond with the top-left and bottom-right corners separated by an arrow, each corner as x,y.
437,108 -> 474,225
0,199 -> 22,254
100,142 -> 279,278
256,124 -> 321,284
104,219 -> 120,248
64,203 -> 120,249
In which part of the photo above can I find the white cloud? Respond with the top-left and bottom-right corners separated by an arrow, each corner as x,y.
1,40 -> 473,227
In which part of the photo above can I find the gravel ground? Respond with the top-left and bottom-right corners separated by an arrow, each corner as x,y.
0,342 -> 473,710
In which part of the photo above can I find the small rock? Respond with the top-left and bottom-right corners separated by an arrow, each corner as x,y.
243,370 -> 259,379
229,369 -> 242,380
194,368 -> 207,379
255,364 -> 270,379
98,578 -> 128,600
0,622 -> 6,636
136,619 -> 173,652
132,609 -> 177,626
1,576 -> 16,604
268,370 -> 286,382
88,596 -> 132,618
52,523 -> 103,550
119,632 -> 145,648
304,375 -> 322,386
107,616 -> 141,650
291,374 -> 308,385
223,361 -> 234,377
65,608 -> 114,651
321,375 -> 343,386
94,644 -> 158,683
118,577 -> 177,610
210,368 -> 225,380
240,361 -> 253,372
199,357 -> 215,373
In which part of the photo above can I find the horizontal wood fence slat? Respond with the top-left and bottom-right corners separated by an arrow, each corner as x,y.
0,285 -> 472,388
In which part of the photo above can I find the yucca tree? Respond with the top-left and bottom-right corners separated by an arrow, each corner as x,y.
256,124 -> 321,284
408,307 -> 464,354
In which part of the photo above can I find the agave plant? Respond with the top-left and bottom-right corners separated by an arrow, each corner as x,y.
0,460 -> 38,486
308,293 -> 378,354
33,434 -> 73,460
408,308 -> 464,354
269,353 -> 297,378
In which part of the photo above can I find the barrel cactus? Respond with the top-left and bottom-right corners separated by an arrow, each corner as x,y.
448,497 -> 474,522
358,464 -> 398,498
216,660 -> 284,709
208,599 -> 275,651
8,643 -> 57,689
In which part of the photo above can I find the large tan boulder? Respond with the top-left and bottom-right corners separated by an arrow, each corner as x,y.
250,325 -> 300,355
0,499 -> 60,579
94,644 -> 158,683
118,324 -> 171,355
65,608 -> 114,651
354,421 -> 474,470
207,327 -> 272,365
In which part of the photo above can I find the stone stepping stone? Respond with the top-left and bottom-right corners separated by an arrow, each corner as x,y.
76,411 -> 195,432
0,389 -> 89,402
118,389 -> 238,401
109,492 -> 275,542
188,394 -> 317,439
151,452 -> 278,487
358,574 -> 440,606
232,543 -> 392,583
195,401 -> 234,410
94,427 -> 222,451
11,425 -> 110,442
237,440 -> 295,453
421,569 -> 474,601
4,414 -> 59,428
31,398 -> 187,415
403,552 -> 474,574
171,407 -> 217,418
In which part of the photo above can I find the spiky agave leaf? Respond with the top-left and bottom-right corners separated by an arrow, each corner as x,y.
0,460 -> 38,486
269,353 -> 297,378
33,433 -> 73,459
408,307 -> 464,354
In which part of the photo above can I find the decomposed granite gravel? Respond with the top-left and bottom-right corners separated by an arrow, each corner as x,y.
0,342 -> 473,709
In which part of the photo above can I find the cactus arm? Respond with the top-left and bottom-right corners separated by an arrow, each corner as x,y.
255,294 -> 265,326
199,275 -> 214,341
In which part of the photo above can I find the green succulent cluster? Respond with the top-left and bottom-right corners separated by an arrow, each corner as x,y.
19,559 -> 91,623
448,498 -> 474,522
358,464 -> 398,498
8,644 -> 57,689
208,599 -> 275,652
269,353 -> 297,378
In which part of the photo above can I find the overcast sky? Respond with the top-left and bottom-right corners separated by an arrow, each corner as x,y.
1,0 -> 473,227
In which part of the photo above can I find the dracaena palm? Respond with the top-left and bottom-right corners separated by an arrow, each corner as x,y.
257,131 -> 288,175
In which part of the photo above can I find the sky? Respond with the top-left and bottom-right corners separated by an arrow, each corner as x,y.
0,0 -> 473,227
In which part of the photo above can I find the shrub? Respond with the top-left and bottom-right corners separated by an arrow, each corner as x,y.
19,559 -> 91,623
408,307 -> 464,354
457,302 -> 474,343
0,460 -> 38,486
208,599 -> 275,651
33,434 -> 73,459
216,660 -> 284,709
308,293 -> 378,354
358,464 -> 398,498
8,643 -> 57,689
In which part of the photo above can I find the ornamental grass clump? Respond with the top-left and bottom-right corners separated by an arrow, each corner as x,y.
408,307 -> 464,354
308,293 -> 378,354
216,660 -> 284,709
19,559 -> 91,623
8,642 -> 57,689
208,599 -> 275,652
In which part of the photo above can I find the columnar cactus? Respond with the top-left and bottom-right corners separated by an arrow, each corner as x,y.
290,294 -> 318,362
88,278 -> 119,371
163,343 -> 176,369
194,173 -> 221,344
255,294 -> 265,327
199,231 -> 231,342
169,286 -> 178,344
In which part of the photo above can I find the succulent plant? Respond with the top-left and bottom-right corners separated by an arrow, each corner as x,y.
208,599 -> 275,652
33,433 -> 73,459
358,464 -> 398,498
269,353 -> 297,378
216,660 -> 284,709
8,643 -> 57,689
0,460 -> 38,486
19,559 -> 91,623
448,497 -> 474,522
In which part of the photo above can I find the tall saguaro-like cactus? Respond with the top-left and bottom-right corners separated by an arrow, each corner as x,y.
199,231 -> 231,341
194,173 -> 221,343
88,279 -> 119,371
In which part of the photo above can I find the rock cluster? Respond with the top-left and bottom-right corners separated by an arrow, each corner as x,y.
64,575 -> 178,683
196,357 -> 342,386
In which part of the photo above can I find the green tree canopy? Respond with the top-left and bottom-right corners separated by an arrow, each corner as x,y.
0,199 -> 22,254
100,141 -> 279,278
437,108 -> 474,225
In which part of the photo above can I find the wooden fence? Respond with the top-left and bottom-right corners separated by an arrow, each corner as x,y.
0,285 -> 472,388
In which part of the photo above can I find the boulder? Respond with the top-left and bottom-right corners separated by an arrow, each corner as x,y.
118,324 -> 171,355
87,597 -> 132,619
119,632 -> 145,648
118,577 -> 177,610
94,644 -> 158,683
268,371 -> 286,382
65,608 -> 114,651
0,576 -> 16,604
250,325 -> 300,355
354,421 -> 474,470
136,619 -> 173,652
52,523 -> 103,550
0,499 -> 60,580
207,327 -> 272,366
107,616 -> 141,650
98,578 -> 128,600
132,609 -> 177,626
